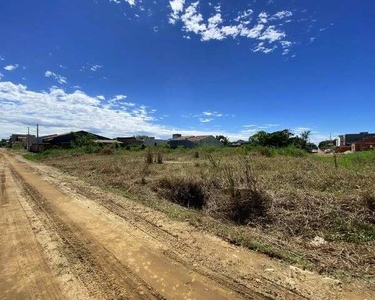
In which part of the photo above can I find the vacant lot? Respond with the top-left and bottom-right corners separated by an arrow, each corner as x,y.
25,147 -> 375,285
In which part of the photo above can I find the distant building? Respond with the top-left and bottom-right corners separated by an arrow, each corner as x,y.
143,137 -> 168,147
337,132 -> 375,147
169,135 -> 224,148
29,134 -> 59,152
351,136 -> 375,152
10,134 -> 36,149
29,131 -> 111,152
116,137 -> 143,147
230,139 -> 248,147
41,131 -> 110,146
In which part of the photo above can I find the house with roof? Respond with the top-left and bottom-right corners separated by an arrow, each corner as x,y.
168,134 -> 224,148
230,139 -> 248,147
29,130 -> 112,152
10,134 -> 36,149
336,132 -> 375,147
41,130 -> 110,146
351,136 -> 375,152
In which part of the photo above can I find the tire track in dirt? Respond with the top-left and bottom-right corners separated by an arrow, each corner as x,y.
4,152 -> 247,300
6,151 -> 374,300
10,168 -> 163,300
0,159 -> 8,205
69,185 -> 305,300
26,155 -> 375,300
0,157 -> 64,300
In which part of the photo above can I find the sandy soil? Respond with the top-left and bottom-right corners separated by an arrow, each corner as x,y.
0,149 -> 373,300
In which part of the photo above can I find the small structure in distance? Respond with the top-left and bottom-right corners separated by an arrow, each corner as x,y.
169,134 -> 224,148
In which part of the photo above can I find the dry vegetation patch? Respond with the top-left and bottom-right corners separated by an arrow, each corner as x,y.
30,148 -> 375,282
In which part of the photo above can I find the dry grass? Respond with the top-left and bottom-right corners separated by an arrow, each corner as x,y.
30,148 -> 375,281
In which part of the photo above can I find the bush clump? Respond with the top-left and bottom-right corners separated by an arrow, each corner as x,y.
229,189 -> 272,224
146,150 -> 153,164
100,146 -> 115,155
204,156 -> 272,224
158,177 -> 206,209
156,151 -> 163,164
157,156 -> 273,224
362,191 -> 375,212
206,188 -> 272,225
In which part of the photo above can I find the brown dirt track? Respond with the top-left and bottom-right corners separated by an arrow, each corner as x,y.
0,149 -> 373,300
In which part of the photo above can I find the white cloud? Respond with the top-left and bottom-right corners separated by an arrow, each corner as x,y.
0,55 -> 4,61
45,71 -> 67,84
258,26 -> 286,43
258,12 -> 268,24
96,95 -> 105,100
270,11 -> 292,20
234,9 -> 253,24
4,64 -> 19,71
107,94 -> 136,108
169,0 -> 185,24
111,94 -> 127,101
199,118 -> 213,123
239,24 -> 264,39
253,42 -> 277,54
242,124 -> 280,130
280,40 -> 293,55
0,81 -> 159,138
180,2 -> 207,34
184,110 -> 226,123
167,1 -> 293,54
110,0 -> 136,6
202,111 -> 223,117
0,80 -> 323,142
107,0 -> 317,56
90,64 -> 103,72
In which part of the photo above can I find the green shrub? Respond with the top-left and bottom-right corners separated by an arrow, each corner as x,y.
258,146 -> 274,157
275,146 -> 307,157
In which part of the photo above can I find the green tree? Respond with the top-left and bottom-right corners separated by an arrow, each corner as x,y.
319,140 -> 336,150
300,130 -> 311,142
249,129 -> 294,147
0,139 -> 7,147
215,135 -> 229,146
249,131 -> 268,146
71,132 -> 98,152
267,129 -> 294,147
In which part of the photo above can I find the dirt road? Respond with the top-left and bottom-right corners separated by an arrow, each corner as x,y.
0,150 -> 373,299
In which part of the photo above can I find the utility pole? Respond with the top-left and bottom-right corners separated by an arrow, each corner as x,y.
330,133 -> 338,169
37,124 -> 39,153
27,127 -> 30,151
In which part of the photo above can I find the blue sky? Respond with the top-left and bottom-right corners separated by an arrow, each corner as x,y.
0,0 -> 374,142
